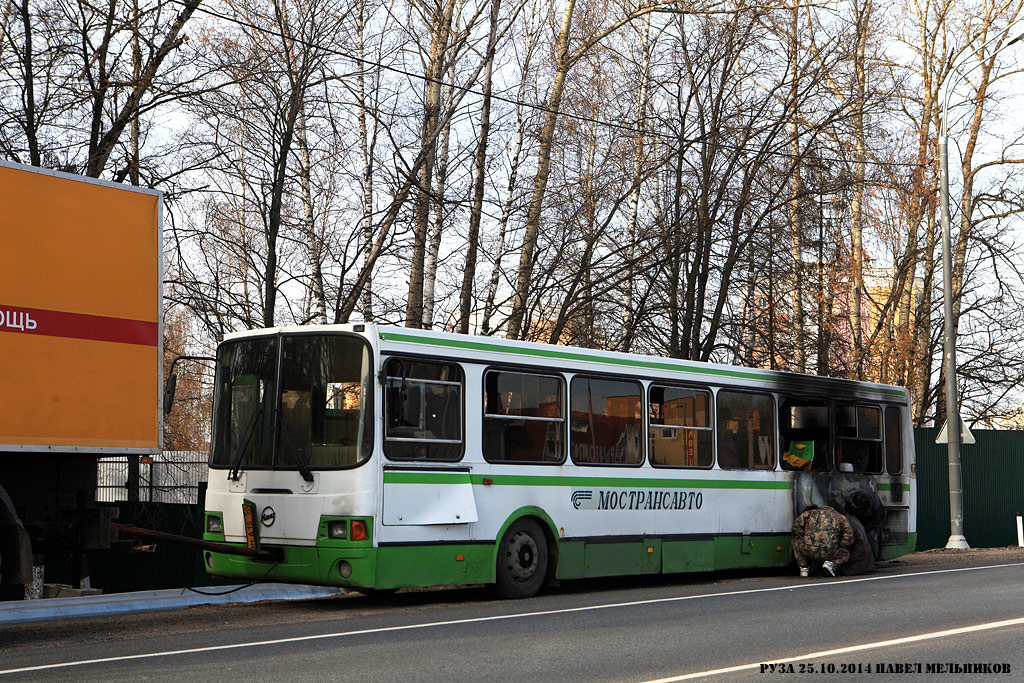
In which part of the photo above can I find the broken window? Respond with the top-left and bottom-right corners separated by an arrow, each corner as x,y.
779,399 -> 830,471
836,404 -> 882,473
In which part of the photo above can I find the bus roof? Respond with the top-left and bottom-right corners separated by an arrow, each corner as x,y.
220,323 -> 909,404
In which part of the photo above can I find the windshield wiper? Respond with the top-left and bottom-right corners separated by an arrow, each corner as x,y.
229,409 -> 260,481
292,448 -> 315,483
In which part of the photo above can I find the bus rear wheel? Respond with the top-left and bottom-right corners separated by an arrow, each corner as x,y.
494,518 -> 548,599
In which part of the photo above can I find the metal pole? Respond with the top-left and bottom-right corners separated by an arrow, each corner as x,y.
937,26 -> 1024,548
938,116 -> 968,550
936,23 -> 1024,551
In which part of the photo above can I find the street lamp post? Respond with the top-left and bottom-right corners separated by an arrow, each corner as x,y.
937,24 -> 1024,550
936,116 -> 966,549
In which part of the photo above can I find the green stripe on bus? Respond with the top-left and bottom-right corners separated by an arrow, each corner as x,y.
872,481 -> 913,491
377,331 -> 906,398
381,471 -> 473,485
383,471 -> 793,490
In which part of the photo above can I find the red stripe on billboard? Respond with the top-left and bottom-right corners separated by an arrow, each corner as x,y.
0,304 -> 158,346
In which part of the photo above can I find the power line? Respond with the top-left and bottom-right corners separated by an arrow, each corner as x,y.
173,0 -> 926,170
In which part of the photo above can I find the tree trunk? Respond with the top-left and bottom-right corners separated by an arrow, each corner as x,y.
335,11 -> 498,324
17,0 -> 40,166
356,0 -> 375,322
668,134 -> 685,358
848,0 -> 871,380
481,7 -> 537,335
620,11 -> 653,352
458,0 -> 501,335
506,0 -> 577,339
130,0 -> 142,185
422,50 -> 459,329
405,0 -> 457,328
786,0 -> 805,373
297,106 -> 327,323
916,204 -> 937,424
262,0 -> 307,327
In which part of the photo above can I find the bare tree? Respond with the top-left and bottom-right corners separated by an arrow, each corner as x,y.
179,0 -> 342,328
0,0 -> 204,179
505,0 -> 699,339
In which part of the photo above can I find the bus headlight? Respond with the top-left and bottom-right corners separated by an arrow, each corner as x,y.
328,521 -> 348,539
206,515 -> 224,534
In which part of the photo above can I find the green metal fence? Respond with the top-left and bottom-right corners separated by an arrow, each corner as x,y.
914,427 -> 1024,550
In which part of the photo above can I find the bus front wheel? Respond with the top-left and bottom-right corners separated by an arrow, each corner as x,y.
494,518 -> 548,599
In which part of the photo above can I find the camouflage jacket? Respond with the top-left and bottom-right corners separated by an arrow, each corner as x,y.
792,506 -> 854,554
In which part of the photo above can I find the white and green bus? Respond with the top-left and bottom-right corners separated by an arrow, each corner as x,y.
201,324 -> 916,598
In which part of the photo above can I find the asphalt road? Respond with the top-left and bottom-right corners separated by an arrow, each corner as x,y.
2,552 -> 1023,682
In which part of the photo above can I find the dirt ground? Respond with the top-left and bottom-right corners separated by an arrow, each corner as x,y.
886,545 -> 1024,567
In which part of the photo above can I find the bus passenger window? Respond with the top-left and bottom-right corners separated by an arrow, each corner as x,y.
716,391 -> 774,469
885,406 -> 903,474
570,377 -> 642,466
384,358 -> 463,461
836,404 -> 882,473
779,400 -> 830,471
483,370 -> 564,463
649,385 -> 712,468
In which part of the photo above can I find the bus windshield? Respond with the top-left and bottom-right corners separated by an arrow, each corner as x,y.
210,334 -> 373,472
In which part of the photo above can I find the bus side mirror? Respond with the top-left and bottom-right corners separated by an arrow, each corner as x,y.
164,373 -> 178,414
162,354 -> 216,415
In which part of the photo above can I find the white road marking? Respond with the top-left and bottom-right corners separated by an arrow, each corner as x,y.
2,561 -> 1022,676
641,616 -> 1024,682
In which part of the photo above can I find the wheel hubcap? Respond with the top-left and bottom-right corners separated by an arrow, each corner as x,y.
506,530 -> 539,581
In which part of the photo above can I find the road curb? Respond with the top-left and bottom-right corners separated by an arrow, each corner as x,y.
0,584 -> 344,625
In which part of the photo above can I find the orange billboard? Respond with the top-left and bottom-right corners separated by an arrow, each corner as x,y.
0,162 -> 162,452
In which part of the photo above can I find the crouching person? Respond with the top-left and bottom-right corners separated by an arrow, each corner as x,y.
838,513 -> 875,576
792,504 -> 854,577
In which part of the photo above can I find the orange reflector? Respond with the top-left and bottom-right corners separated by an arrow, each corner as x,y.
456,554 -> 465,561
647,547 -> 654,553
482,478 -> 493,485
141,456 -> 153,464
351,520 -> 368,541
777,546 -> 783,551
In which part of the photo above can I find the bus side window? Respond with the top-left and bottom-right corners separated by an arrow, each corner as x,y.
384,358 -> 464,461
884,406 -> 903,474
779,400 -> 830,471
836,404 -> 882,473
570,377 -> 643,466
482,370 -> 564,464
716,391 -> 775,469
649,384 -> 713,468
